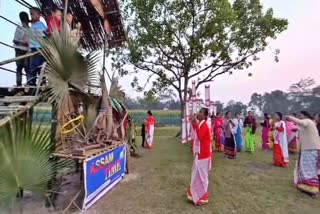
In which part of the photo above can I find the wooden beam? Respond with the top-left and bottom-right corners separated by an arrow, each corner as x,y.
0,96 -> 39,103
0,51 -> 39,66
0,97 -> 42,128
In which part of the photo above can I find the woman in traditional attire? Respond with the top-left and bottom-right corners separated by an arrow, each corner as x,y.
244,111 -> 257,153
273,112 -> 289,168
261,113 -> 271,151
232,112 -> 243,152
213,112 -> 224,152
187,108 -> 212,205
286,118 -> 298,154
269,118 -> 275,150
144,111 -> 155,149
224,111 -> 237,159
288,111 -> 320,197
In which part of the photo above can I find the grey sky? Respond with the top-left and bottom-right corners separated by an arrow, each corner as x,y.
0,0 -> 319,103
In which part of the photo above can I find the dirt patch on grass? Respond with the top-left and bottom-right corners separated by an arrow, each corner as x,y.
122,173 -> 139,182
245,161 -> 273,172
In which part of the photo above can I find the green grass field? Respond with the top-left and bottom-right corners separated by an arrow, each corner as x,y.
32,108 -> 182,126
86,127 -> 320,214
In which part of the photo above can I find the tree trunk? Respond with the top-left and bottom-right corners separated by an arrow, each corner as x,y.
175,98 -> 184,137
182,76 -> 189,140
176,76 -> 189,138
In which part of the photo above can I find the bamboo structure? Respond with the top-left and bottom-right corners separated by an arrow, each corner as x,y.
0,0 -> 129,212
0,96 -> 42,128
34,0 -> 126,49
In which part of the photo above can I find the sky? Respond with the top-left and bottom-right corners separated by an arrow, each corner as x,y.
0,0 -> 319,104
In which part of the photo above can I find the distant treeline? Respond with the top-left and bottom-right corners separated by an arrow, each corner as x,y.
125,78 -> 320,116
32,78 -> 320,125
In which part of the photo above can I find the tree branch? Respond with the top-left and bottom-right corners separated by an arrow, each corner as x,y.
133,62 -> 180,92
196,48 -> 259,88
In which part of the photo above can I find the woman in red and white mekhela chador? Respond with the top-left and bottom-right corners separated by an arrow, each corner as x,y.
187,108 -> 212,205
145,111 -> 155,149
273,112 -> 289,168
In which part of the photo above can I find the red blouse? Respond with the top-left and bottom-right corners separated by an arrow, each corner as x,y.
275,124 -> 284,132
145,115 -> 155,133
192,121 -> 211,160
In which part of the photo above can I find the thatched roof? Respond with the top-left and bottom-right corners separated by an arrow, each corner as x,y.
35,0 -> 126,50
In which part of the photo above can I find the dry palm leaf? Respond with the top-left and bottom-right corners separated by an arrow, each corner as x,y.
109,75 -> 125,102
35,25 -> 100,110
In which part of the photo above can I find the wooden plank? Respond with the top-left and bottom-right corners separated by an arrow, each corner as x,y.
0,96 -> 39,103
53,141 -> 125,160
0,87 -> 37,97
0,96 -> 42,127
52,153 -> 72,159
0,51 -> 39,66
0,106 -> 24,111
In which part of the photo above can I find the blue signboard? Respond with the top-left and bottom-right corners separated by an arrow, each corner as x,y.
82,144 -> 126,210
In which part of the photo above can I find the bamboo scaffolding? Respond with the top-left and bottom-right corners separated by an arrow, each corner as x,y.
0,51 -> 40,66
0,96 -> 42,128
0,96 -> 40,103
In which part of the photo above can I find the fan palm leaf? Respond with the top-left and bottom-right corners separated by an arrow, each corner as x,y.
34,25 -> 100,109
85,97 -> 100,132
109,75 -> 125,102
0,118 -> 68,208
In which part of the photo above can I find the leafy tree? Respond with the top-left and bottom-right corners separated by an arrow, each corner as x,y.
249,92 -> 263,113
110,0 -> 288,118
288,78 -> 320,113
215,101 -> 224,114
124,97 -> 141,109
224,100 -> 247,115
137,90 -> 161,109
246,78 -> 320,115
262,90 -> 291,114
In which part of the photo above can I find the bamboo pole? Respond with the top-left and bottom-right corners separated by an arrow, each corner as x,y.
0,51 -> 39,66
36,62 -> 47,96
0,15 -> 19,27
0,41 -> 15,49
0,66 -> 22,75
0,97 -> 42,128
0,96 -> 40,103
15,0 -> 32,9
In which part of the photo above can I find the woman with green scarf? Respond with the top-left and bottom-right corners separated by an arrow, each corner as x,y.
244,111 -> 257,153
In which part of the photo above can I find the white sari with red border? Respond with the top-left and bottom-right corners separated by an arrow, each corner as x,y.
145,115 -> 155,148
189,120 -> 211,205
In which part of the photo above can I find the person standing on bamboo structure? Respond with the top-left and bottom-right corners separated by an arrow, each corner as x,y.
29,7 -> 47,86
13,12 -> 30,86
